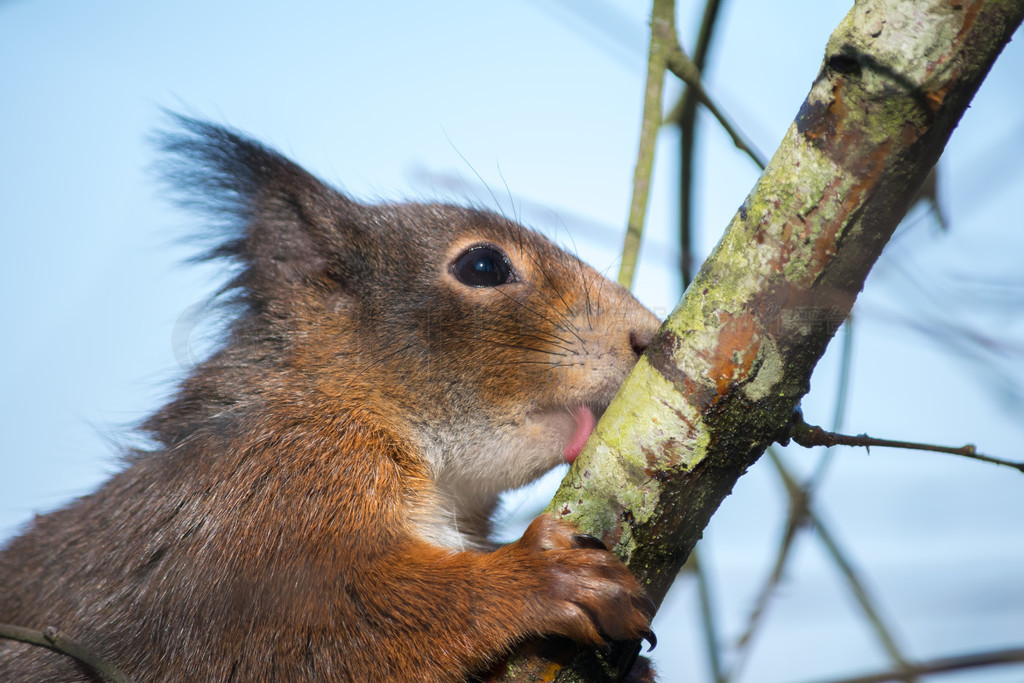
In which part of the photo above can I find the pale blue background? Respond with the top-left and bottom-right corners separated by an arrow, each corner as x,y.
2,2 -> 1022,681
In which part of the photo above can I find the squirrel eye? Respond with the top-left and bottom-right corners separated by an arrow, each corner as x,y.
451,245 -> 516,287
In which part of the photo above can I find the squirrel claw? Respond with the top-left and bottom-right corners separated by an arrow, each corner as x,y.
572,533 -> 608,551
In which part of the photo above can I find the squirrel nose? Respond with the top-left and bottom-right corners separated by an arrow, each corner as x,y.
629,328 -> 655,358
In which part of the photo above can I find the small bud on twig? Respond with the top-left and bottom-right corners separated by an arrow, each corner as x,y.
785,410 -> 1024,474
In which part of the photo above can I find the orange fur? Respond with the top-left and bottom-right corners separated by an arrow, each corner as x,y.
0,117 -> 659,681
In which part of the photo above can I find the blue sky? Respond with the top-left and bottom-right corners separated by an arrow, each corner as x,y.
2,1 -> 1023,680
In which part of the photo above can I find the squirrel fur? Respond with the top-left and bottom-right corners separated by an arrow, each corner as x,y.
0,116 -> 660,681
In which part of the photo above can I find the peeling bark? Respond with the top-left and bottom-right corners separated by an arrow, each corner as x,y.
494,0 -> 1024,680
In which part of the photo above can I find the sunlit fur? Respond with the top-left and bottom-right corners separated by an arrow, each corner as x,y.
0,116 -> 659,681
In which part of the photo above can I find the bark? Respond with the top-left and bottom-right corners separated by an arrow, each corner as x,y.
495,0 -> 1024,680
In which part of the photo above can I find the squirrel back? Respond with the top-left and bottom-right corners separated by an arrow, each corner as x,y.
0,117 -> 660,681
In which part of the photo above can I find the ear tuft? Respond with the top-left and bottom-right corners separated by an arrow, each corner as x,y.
156,113 -> 362,303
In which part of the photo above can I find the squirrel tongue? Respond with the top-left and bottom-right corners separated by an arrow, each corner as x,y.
563,406 -> 597,465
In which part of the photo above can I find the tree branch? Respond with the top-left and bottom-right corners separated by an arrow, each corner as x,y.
767,451 -> 918,681
799,646 -> 1024,683
664,43 -> 766,169
496,0 -> 1024,679
788,410 -> 1024,473
618,0 -> 674,290
672,0 -> 726,287
0,623 -> 134,683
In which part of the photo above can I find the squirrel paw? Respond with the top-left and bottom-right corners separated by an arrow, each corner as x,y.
515,515 -> 655,648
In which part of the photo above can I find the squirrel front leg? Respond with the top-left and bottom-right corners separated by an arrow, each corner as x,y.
356,515 -> 654,681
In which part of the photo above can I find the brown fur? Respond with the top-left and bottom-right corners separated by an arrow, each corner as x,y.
0,117 -> 659,681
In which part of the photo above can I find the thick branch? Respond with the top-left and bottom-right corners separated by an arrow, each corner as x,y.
496,0 -> 1024,680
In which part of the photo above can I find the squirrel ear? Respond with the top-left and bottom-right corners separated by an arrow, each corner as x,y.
158,114 -> 366,299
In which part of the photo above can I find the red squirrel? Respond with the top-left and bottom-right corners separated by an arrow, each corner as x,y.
0,116 -> 660,681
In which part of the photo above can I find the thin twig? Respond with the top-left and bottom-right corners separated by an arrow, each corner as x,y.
618,0 -> 675,290
725,485 -> 804,682
729,449 -> 919,682
767,452 -> 920,683
664,44 -> 766,169
730,319 -> 855,677
691,549 -> 726,683
799,646 -> 1024,683
789,411 -> 1024,474
0,622 -> 134,683
674,0 -> 724,287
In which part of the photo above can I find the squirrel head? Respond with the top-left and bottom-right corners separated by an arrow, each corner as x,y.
151,116 -> 660,544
